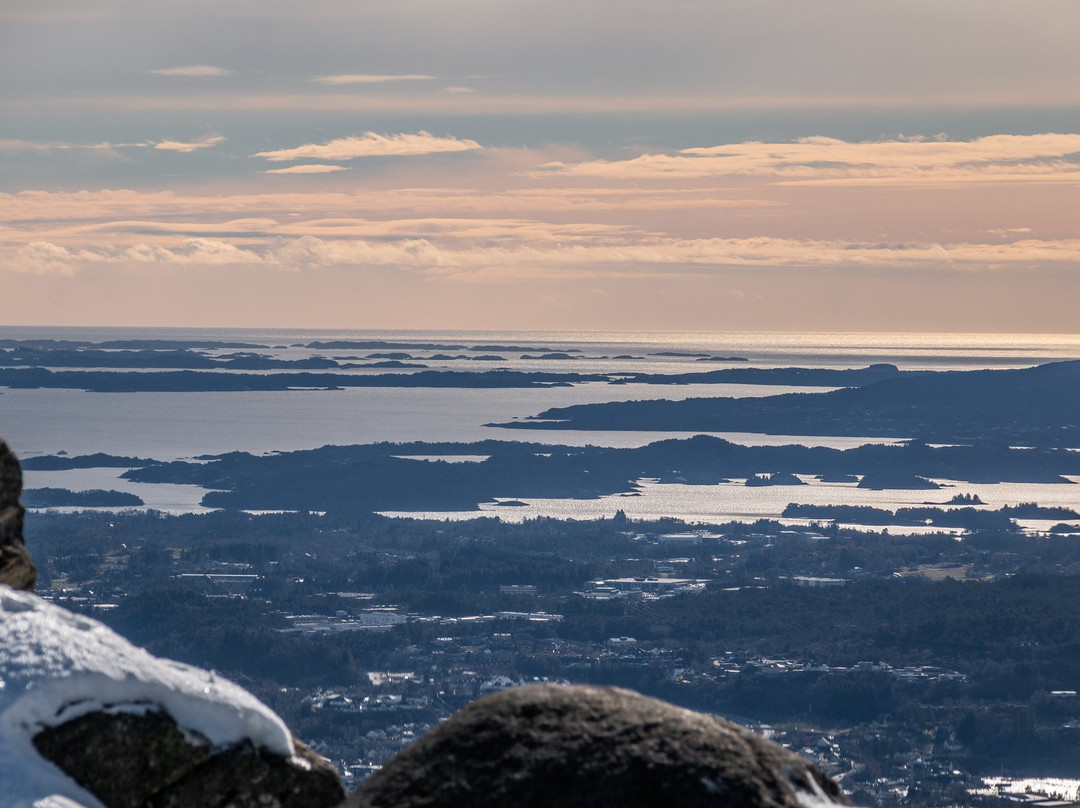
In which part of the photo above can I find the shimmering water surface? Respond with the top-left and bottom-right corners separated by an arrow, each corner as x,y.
3,327 -> 1078,527
381,475 -> 1080,532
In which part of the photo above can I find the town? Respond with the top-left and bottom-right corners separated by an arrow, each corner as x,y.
26,505 -> 1080,807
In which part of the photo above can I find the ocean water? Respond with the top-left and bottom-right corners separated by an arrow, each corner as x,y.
4,326 -> 1079,371
380,475 -> 1080,532
3,328 -> 1079,527
2,383 -> 869,460
5,327 -> 1079,460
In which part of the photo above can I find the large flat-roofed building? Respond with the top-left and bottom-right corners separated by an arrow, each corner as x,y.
579,577 -> 709,599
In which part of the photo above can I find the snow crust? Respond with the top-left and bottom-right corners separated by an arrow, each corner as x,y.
0,585 -> 294,808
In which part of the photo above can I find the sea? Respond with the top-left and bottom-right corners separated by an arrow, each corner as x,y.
3,327 -> 1079,531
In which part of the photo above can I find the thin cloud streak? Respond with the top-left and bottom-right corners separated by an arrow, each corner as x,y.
148,65 -> 232,78
264,165 -> 350,174
254,132 -> 483,162
20,91 -> 1080,118
0,139 -> 127,153
0,215 -> 633,247
0,189 -> 777,235
9,235 -> 1080,279
152,136 -> 226,153
539,134 -> 1080,183
311,74 -> 436,85
0,137 -> 228,154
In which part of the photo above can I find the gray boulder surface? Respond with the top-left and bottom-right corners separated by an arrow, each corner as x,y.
347,684 -> 851,808
0,438 -> 36,590
32,710 -> 344,808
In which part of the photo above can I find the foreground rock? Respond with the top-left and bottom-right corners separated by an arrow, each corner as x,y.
0,584 -> 345,808
348,684 -> 851,808
33,710 -> 342,808
0,438 -> 36,590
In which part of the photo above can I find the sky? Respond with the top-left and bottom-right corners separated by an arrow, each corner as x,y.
3,0 -> 1080,333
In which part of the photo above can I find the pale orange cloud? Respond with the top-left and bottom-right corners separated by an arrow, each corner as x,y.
148,65 -> 232,78
9,234 -> 1080,280
4,131 -> 1078,294
0,139 -> 127,153
0,187 -> 773,230
9,239 -> 261,275
311,74 -> 436,85
0,137 -> 226,154
1,216 -> 630,246
153,135 -> 226,153
254,132 -> 483,162
264,164 -> 350,174
538,134 -> 1080,184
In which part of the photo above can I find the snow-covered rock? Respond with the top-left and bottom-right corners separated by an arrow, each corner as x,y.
0,585 -> 340,808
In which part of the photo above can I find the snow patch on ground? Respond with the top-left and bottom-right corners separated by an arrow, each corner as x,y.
0,584 -> 294,808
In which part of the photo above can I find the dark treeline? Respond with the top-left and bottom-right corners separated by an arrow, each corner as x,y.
607,575 -> 1080,672
0,347 -> 495,371
0,367 -> 596,391
107,436 -> 1080,511
782,503 -> 1079,530
20,453 -> 154,470
0,347 -> 345,370
501,360 -> 1080,447
21,488 -> 144,507
0,364 -> 906,392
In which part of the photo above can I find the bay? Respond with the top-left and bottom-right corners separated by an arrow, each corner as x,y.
6,383 -> 868,460
380,475 -> 1080,534
4,327 -> 1079,528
